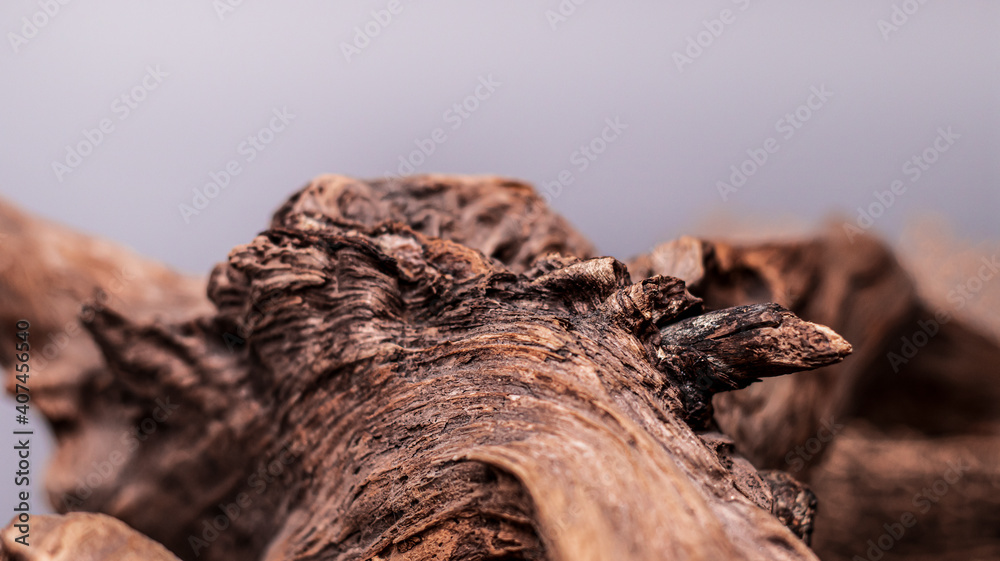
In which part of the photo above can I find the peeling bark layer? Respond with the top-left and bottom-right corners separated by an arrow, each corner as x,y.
4,175 -> 998,561
0,176 -> 853,561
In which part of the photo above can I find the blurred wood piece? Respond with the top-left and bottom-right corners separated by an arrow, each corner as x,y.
0,513 -> 180,561
631,229 -> 1000,561
0,176 -> 850,561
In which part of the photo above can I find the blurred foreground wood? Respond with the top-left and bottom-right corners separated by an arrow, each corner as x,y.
0,175 -> 996,561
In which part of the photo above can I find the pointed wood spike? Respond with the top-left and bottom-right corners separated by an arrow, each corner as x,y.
659,302 -> 852,394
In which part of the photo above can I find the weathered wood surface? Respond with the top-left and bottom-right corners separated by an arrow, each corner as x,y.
0,513 -> 181,561
0,175 -> 849,561
1,173 -> 996,561
631,231 -> 1000,561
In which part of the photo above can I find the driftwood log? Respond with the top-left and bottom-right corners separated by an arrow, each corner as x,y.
631,226 -> 1000,561
0,175 -> 996,561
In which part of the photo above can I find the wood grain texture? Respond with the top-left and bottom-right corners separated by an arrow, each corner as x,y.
0,176 -> 852,561
631,228 -> 1000,560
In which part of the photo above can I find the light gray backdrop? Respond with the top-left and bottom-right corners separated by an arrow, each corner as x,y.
1,1 -> 997,516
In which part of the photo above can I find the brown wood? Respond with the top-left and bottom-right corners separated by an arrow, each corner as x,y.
0,513 -> 181,561
0,174 -> 995,561
631,229 -> 1000,561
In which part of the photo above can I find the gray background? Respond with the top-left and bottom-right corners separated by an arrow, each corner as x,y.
0,1 -> 997,516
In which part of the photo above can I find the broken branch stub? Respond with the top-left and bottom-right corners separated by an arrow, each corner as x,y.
0,175 -> 851,561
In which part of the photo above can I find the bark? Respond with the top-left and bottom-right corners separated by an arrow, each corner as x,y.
3,173 -> 995,561
0,175 -> 849,561
631,230 -> 1000,561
